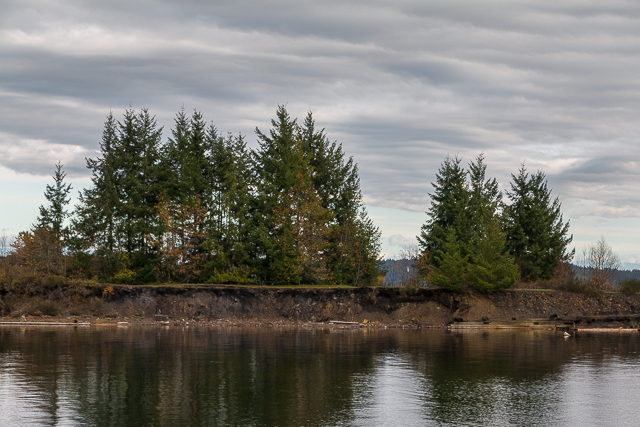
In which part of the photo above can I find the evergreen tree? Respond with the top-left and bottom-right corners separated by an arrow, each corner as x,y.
204,128 -> 254,283
74,108 -> 167,280
29,161 -> 73,276
465,154 -> 518,292
164,109 -> 210,202
36,161 -> 72,240
253,106 -> 332,284
74,112 -> 120,254
117,108 -> 166,261
419,154 -> 518,292
418,155 -> 469,267
503,165 -> 573,281
299,112 -> 382,286
427,229 -> 467,290
466,221 -> 519,293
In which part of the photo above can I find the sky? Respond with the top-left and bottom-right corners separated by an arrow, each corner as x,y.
2,0 -> 640,266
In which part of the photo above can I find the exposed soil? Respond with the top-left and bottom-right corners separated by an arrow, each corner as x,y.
3,285 -> 640,329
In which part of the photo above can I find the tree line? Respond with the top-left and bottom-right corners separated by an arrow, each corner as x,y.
11,106 -> 382,285
6,108 -> 576,291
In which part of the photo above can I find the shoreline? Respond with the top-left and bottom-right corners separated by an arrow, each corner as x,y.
3,285 -> 640,330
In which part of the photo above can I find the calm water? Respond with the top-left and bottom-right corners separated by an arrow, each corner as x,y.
0,326 -> 639,426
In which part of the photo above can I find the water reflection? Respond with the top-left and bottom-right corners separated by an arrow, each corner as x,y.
0,327 -> 639,426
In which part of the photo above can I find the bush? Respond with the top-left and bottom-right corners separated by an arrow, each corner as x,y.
44,275 -> 66,289
110,268 -> 136,284
33,299 -> 59,316
619,279 -> 640,295
102,286 -> 114,299
206,266 -> 252,284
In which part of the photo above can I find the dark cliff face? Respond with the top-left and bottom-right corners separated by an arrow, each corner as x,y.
4,285 -> 640,326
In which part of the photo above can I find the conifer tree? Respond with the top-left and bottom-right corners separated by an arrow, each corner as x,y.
74,109 -> 167,280
427,229 -> 467,290
26,162 -> 73,276
36,161 -> 72,240
204,128 -> 254,282
253,106 -> 333,284
418,155 -> 469,266
420,154 -> 518,292
164,109 -> 210,202
503,165 -> 572,281
74,112 -> 120,255
117,108 -> 166,261
299,112 -> 382,286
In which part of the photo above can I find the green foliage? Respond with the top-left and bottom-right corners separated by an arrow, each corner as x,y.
466,222 -> 518,293
503,165 -> 573,281
36,162 -> 72,241
418,155 -> 469,265
32,106 -> 383,286
73,108 -> 166,269
619,279 -> 640,294
252,106 -> 382,285
427,230 -> 467,290
206,266 -> 252,284
420,154 -> 518,293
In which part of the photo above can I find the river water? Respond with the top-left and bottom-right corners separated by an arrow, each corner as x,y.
0,325 -> 639,426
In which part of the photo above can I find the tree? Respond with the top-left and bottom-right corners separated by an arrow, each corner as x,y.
74,108 -> 167,280
152,198 -> 208,283
427,229 -> 467,290
28,162 -> 73,276
12,228 -> 63,276
36,162 -> 72,241
466,221 -> 519,293
299,111 -> 382,286
418,155 -> 469,267
0,232 -> 13,257
164,109 -> 210,203
465,155 -> 518,292
503,165 -> 573,281
419,154 -> 518,292
577,237 -> 620,290
73,111 -> 122,277
204,128 -> 254,282
253,106 -> 333,284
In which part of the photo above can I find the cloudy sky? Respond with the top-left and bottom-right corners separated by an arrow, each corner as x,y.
2,0 -> 640,264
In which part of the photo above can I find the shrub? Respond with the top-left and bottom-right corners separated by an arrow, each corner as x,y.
619,279 -> 640,295
110,268 -> 136,284
102,286 -> 114,299
206,266 -> 252,284
44,275 -> 66,289
33,300 -> 59,316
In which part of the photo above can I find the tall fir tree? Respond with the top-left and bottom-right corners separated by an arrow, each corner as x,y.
204,128 -> 254,282
418,155 -> 469,266
299,112 -> 382,286
503,165 -> 573,281
253,106 -> 332,284
36,161 -> 73,241
74,112 -> 120,253
419,154 -> 518,292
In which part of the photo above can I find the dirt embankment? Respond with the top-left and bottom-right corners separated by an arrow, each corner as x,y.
4,285 -> 640,327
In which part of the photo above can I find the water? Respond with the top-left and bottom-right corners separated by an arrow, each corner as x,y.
0,326 -> 639,426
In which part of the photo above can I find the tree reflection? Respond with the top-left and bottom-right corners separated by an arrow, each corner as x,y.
0,327 -> 639,426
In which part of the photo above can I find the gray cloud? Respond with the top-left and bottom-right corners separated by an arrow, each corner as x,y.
2,0 -> 640,223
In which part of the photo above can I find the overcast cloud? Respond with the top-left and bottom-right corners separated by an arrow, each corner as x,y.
3,0 -> 640,260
